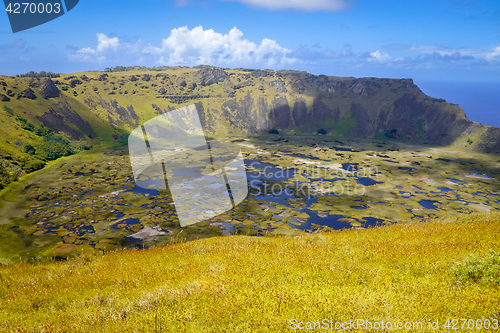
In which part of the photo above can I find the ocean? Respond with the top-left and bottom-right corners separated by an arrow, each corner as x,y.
416,81 -> 500,129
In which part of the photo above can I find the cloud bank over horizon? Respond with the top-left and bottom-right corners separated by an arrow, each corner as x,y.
66,26 -> 500,77
68,26 -> 297,69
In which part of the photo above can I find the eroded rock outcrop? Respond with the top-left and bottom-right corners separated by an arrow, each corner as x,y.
176,78 -> 187,87
70,79 -> 82,88
318,80 -> 343,93
292,80 -> 306,94
251,70 -> 272,78
18,88 -> 37,100
350,79 -> 380,96
37,101 -> 95,140
42,79 -> 60,99
269,79 -> 287,93
195,68 -> 230,86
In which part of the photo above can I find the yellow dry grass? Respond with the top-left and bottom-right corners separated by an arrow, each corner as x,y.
0,213 -> 499,332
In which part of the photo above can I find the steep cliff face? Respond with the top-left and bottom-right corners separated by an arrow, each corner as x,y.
188,72 -> 472,147
0,66 -> 498,172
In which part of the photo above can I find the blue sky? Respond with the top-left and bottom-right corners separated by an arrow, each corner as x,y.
1,0 -> 500,82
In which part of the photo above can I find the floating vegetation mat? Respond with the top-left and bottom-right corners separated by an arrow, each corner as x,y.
1,135 -> 499,262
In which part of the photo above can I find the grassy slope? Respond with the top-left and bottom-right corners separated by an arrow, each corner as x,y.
0,213 -> 499,332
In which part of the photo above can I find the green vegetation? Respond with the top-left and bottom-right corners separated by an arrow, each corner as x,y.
16,71 -> 60,78
0,213 -> 498,332
329,111 -> 358,137
415,117 -> 426,138
3,105 -> 14,116
21,159 -> 46,173
419,138 -> 429,144
0,166 -> 17,190
17,116 -> 35,132
0,103 -> 97,191
452,249 -> 500,287
103,66 -> 139,72
268,128 -> 279,134
29,135 -> 74,161
317,128 -> 327,135
384,128 -> 398,139
17,116 -> 74,162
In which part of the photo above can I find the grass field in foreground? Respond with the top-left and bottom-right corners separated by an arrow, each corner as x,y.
0,213 -> 499,332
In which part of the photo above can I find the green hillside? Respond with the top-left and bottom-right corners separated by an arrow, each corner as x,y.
1,66 -> 498,191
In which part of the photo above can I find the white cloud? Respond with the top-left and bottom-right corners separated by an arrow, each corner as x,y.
382,43 -> 500,69
68,33 -> 122,63
486,46 -> 500,60
68,46 -> 103,63
406,45 -> 475,57
96,33 -> 120,53
225,0 -> 349,11
369,50 -> 391,63
390,43 -> 500,62
66,30 -> 500,72
0,39 -> 26,51
154,26 -> 295,67
68,27 -> 296,68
